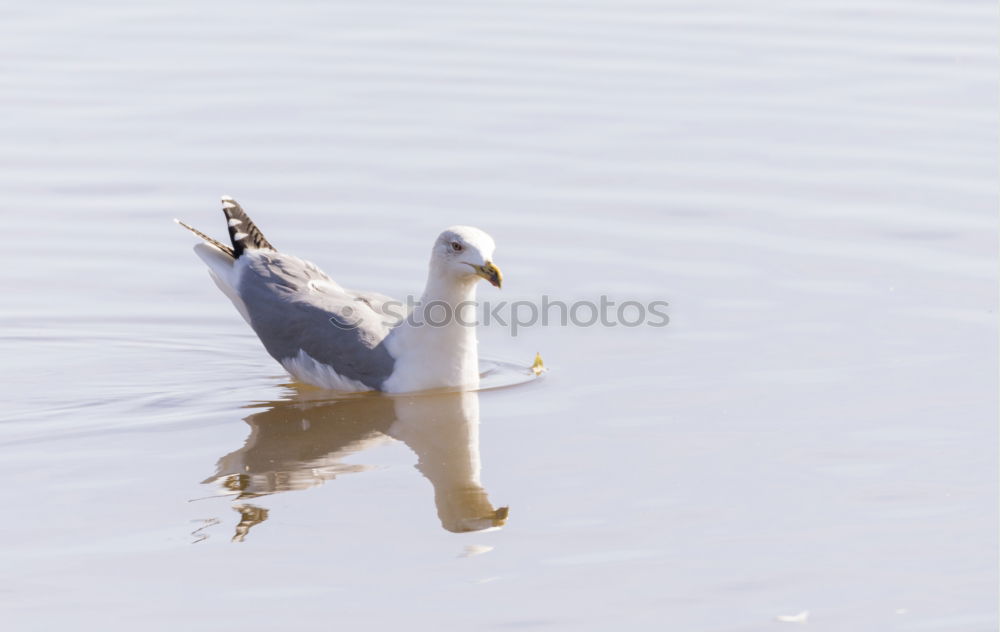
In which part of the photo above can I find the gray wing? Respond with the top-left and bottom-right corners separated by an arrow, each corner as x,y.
237,251 -> 396,389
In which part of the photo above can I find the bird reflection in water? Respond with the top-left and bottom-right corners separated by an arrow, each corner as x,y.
202,387 -> 508,541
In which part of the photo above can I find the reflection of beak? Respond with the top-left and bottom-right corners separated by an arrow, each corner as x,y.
472,261 -> 503,288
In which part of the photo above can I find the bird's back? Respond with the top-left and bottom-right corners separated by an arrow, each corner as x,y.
178,197 -> 396,391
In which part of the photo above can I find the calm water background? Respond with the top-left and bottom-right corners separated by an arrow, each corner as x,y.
1,1 -> 996,630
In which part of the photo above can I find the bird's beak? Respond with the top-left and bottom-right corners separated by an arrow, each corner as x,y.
474,261 -> 503,288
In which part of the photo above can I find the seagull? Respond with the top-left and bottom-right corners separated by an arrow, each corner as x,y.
176,197 -> 503,393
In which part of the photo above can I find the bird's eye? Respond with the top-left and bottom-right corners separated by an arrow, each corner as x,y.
450,241 -> 464,253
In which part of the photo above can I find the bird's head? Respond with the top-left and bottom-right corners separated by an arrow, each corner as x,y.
431,226 -> 502,289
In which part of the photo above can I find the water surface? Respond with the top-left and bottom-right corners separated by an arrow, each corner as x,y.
0,0 -> 996,630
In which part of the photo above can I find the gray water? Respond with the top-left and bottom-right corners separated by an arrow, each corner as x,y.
1,1 -> 997,630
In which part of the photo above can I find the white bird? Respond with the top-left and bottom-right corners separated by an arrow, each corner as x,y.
176,197 -> 503,393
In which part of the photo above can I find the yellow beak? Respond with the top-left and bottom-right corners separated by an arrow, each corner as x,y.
473,261 -> 503,288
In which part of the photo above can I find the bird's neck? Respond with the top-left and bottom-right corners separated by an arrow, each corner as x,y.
382,273 -> 481,393
418,271 -> 478,319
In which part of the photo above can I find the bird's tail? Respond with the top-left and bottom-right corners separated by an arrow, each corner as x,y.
174,218 -> 235,258
174,196 -> 276,258
221,196 -> 275,257
174,196 -> 273,325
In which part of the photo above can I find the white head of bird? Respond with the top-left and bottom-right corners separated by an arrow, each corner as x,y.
429,226 -> 502,289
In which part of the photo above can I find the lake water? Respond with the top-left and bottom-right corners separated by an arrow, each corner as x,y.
1,0 -> 996,630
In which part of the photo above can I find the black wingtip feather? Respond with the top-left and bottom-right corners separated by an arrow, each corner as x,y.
220,196 -> 275,257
